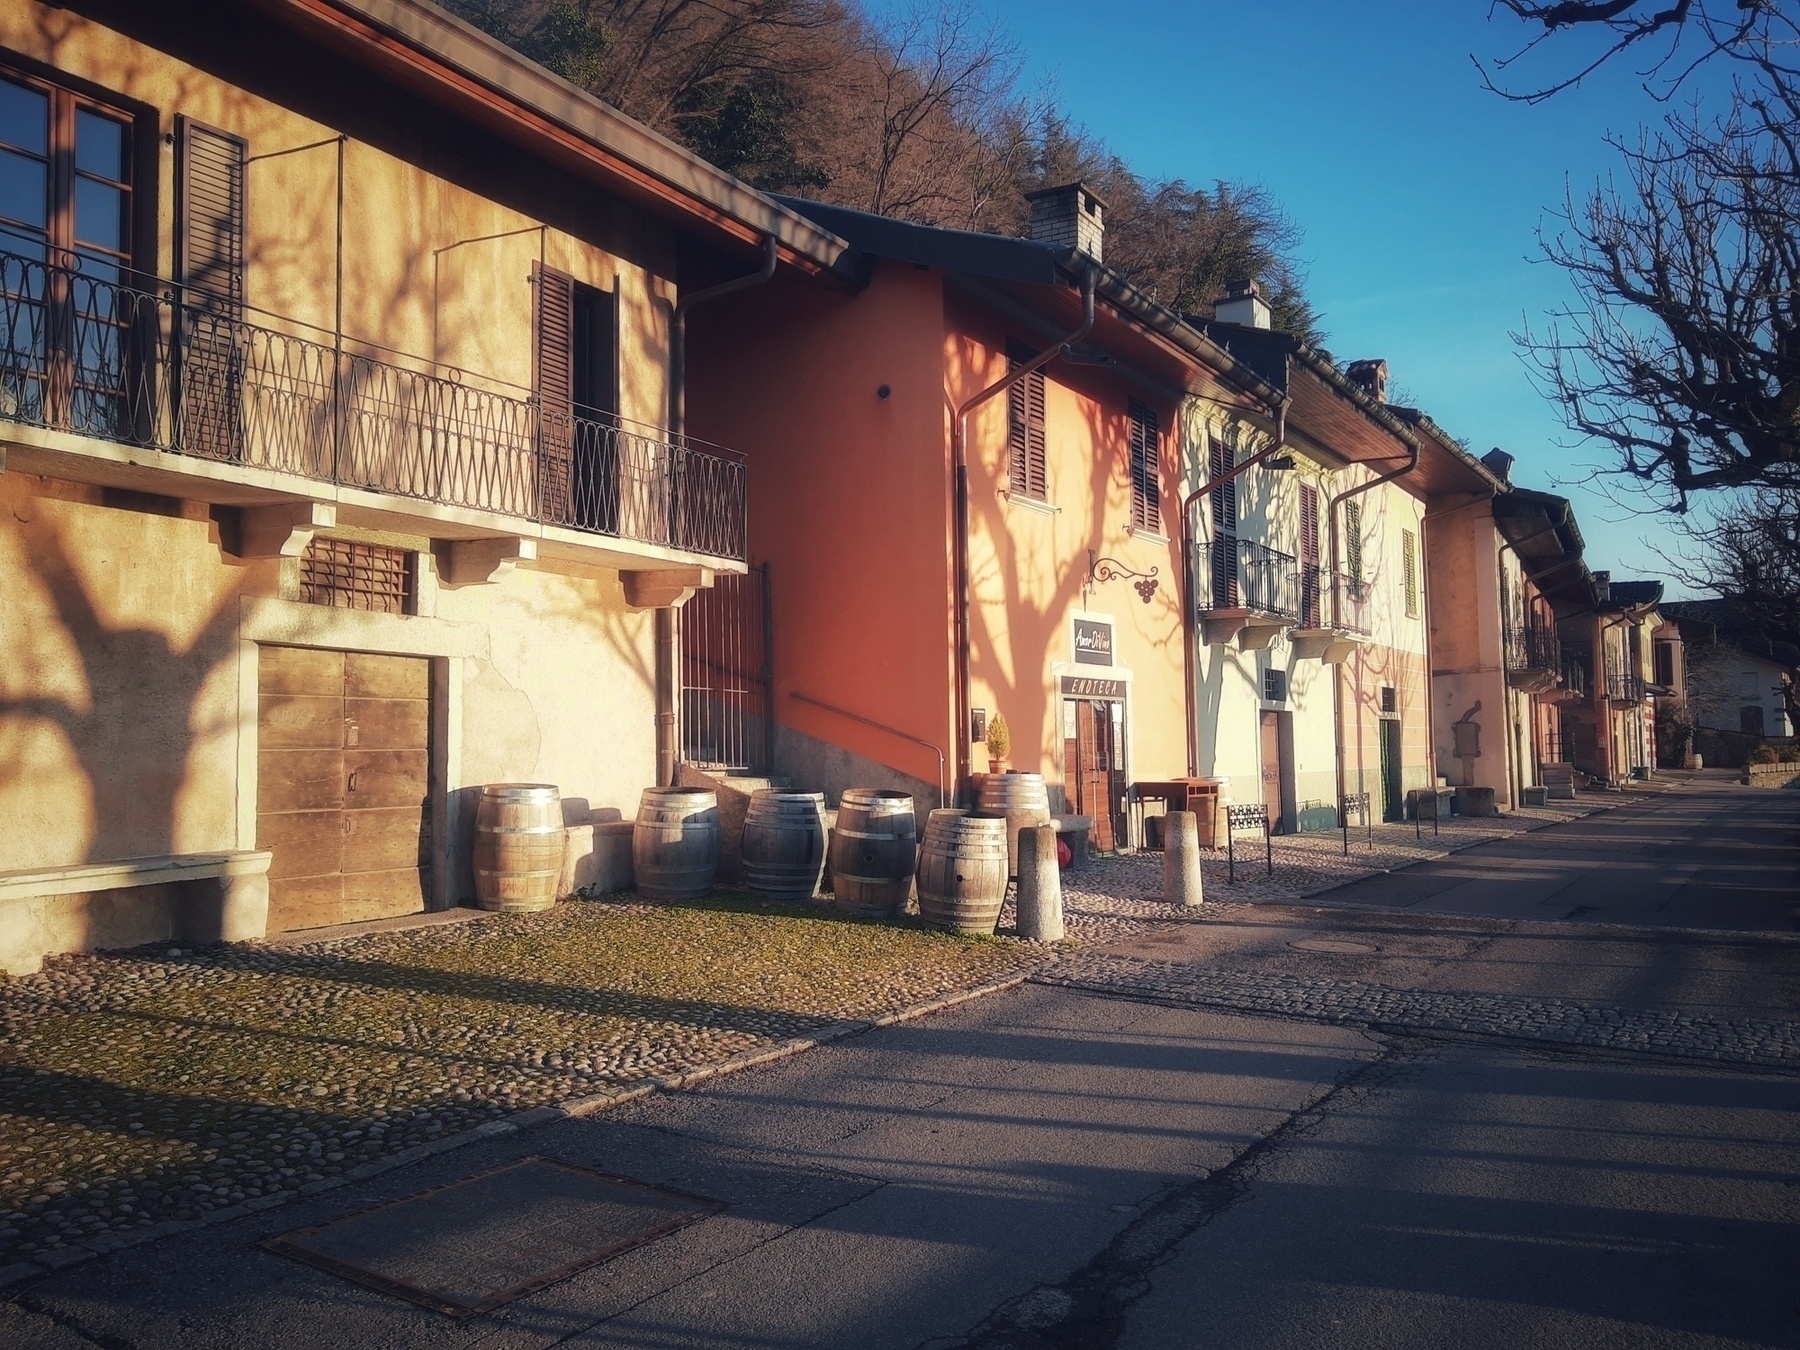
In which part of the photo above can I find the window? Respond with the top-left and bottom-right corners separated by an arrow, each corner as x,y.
0,70 -> 139,435
1401,528 -> 1419,618
1654,641 -> 1675,688
1344,498 -> 1365,585
1209,435 -> 1238,608
298,538 -> 412,614
1380,685 -> 1396,714
1128,400 -> 1159,532
536,265 -> 621,530
1741,704 -> 1766,736
1263,667 -> 1288,702
1006,340 -> 1047,500
1299,483 -> 1320,626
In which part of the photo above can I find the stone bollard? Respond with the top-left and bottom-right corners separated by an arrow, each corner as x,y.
1164,810 -> 1204,908
1016,824 -> 1064,942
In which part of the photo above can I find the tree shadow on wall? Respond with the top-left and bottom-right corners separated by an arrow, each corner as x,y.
0,518 -> 242,865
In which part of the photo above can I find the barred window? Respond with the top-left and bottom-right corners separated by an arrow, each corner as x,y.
298,538 -> 412,614
1263,667 -> 1288,702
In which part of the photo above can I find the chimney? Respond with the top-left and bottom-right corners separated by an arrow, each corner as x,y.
1593,570 -> 1611,603
1025,181 -> 1106,261
1345,359 -> 1389,403
1213,279 -> 1271,329
1481,448 -> 1514,484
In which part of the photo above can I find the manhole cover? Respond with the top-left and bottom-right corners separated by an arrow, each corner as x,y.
1288,938 -> 1379,954
265,1157 -> 723,1318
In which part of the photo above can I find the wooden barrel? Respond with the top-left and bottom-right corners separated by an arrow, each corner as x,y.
915,809 -> 1009,935
828,788 -> 917,918
977,772 -> 1052,877
742,790 -> 827,901
633,787 -> 719,901
473,783 -> 563,913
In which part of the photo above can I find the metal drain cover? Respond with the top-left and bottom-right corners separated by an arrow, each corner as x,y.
1288,938 -> 1379,954
265,1156 -> 723,1318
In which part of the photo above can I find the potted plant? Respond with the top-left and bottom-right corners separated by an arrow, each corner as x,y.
986,713 -> 1011,774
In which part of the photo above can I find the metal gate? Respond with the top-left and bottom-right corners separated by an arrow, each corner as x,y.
680,564 -> 771,773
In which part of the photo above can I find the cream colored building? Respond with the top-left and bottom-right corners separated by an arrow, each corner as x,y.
0,0 -> 851,971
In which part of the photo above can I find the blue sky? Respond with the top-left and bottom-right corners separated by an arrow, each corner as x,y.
861,1 -> 1738,591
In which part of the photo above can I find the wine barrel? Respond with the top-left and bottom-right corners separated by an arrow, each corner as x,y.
742,790 -> 827,901
828,788 -> 917,918
473,783 -> 563,913
977,772 -> 1052,877
914,809 -> 1009,935
633,787 -> 719,901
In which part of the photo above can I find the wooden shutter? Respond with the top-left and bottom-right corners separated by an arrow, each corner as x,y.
1129,401 -> 1159,533
177,119 -> 245,310
1402,528 -> 1419,617
176,119 -> 247,462
1006,341 -> 1047,500
1208,436 -> 1237,608
534,263 -> 575,524
1299,483 -> 1320,627
1345,499 -> 1364,584
1209,436 -> 1237,530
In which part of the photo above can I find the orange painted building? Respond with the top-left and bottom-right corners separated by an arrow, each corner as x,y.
687,188 -> 1281,841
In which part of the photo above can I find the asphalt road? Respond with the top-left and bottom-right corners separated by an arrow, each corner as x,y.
5,783 -> 1798,1349
1302,781 -> 1800,932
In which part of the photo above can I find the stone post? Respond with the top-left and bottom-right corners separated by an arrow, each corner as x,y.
1016,824 -> 1064,942
1164,810 -> 1204,908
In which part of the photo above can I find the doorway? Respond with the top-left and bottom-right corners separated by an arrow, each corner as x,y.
1258,710 -> 1296,833
257,645 -> 432,932
1378,717 -> 1403,822
1063,697 -> 1127,851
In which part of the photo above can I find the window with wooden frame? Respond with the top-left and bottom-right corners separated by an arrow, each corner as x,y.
1402,528 -> 1419,618
0,69 -> 141,435
1128,400 -> 1160,533
1344,498 -> 1365,585
535,262 -> 621,531
1006,340 -> 1047,501
1209,434 -> 1238,609
1299,482 -> 1321,626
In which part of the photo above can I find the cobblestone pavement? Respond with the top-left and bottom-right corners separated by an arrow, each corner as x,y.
0,895 -> 1036,1271
1000,798 -> 1600,943
1034,951 -> 1800,1069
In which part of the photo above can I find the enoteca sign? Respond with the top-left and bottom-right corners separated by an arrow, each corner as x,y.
1073,616 -> 1114,666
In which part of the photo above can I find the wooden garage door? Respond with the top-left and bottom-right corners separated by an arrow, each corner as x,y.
257,646 -> 431,932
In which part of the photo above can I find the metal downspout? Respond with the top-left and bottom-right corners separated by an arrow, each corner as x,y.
1326,438 -> 1421,813
950,266 -> 1097,796
1177,399 -> 1289,776
656,236 -> 779,787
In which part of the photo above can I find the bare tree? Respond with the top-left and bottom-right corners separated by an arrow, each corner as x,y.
1478,0 -> 1800,103
1520,81 -> 1800,506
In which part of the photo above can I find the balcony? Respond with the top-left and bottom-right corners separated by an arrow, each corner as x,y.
1290,567 -> 1371,662
1605,670 -> 1646,705
0,249 -> 745,568
1504,621 -> 1561,693
1199,537 -> 1299,650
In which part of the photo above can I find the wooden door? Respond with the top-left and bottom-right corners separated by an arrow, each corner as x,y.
258,646 -> 431,932
1259,710 -> 1284,825
1065,700 -> 1110,852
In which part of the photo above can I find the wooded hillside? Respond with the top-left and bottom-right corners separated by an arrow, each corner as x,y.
445,0 -> 1325,342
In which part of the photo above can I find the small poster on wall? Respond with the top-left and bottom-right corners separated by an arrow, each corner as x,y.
1073,617 -> 1114,666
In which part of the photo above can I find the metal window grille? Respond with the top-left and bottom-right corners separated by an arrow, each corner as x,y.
1263,667 -> 1288,702
298,538 -> 412,614
1380,685 -> 1397,714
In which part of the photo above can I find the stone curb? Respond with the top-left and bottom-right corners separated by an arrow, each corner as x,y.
0,967 -> 1042,1293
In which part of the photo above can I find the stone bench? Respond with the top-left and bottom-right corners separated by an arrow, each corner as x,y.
0,851 -> 273,975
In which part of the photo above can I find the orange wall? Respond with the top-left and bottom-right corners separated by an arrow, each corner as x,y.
946,288 -> 1187,785
686,262 -> 955,786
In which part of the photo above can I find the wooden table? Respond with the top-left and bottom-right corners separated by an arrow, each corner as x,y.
1129,778 -> 1225,850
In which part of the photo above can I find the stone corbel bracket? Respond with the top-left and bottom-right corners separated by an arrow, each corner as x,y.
1236,616 -> 1291,653
624,565 -> 715,610
239,501 -> 336,558
444,537 -> 538,586
1289,629 -> 1360,665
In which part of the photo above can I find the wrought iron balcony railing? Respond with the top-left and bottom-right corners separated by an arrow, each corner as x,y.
1332,571 -> 1370,634
1605,669 -> 1646,703
1504,620 -> 1559,672
1206,536 -> 1300,619
1293,566 -> 1370,634
0,248 -> 746,561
